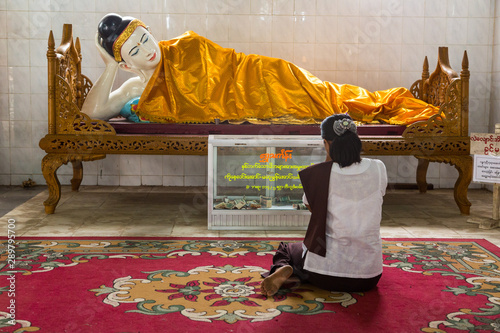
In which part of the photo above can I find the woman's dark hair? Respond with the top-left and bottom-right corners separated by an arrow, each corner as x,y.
321,114 -> 362,168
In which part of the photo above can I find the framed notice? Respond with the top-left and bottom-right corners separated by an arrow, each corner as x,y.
473,154 -> 500,184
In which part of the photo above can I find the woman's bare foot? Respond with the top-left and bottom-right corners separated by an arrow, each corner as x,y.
261,265 -> 294,297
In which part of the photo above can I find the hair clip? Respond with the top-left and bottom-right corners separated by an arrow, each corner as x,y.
333,118 -> 357,136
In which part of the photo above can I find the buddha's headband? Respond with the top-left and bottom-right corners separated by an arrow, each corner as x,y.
333,118 -> 357,136
113,19 -> 147,62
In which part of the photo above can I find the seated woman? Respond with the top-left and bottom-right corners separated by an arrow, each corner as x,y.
261,114 -> 387,296
83,13 -> 438,125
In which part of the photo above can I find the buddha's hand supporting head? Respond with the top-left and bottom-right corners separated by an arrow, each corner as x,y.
95,32 -> 118,66
97,13 -> 161,77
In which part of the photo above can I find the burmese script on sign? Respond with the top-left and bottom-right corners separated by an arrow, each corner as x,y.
470,133 -> 500,155
224,149 -> 313,192
473,155 -> 500,184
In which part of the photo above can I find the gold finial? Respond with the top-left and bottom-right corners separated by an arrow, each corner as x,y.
423,56 -> 429,76
48,30 -> 55,54
462,50 -> 469,71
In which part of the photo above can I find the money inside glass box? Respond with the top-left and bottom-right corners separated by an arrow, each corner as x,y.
212,145 -> 324,210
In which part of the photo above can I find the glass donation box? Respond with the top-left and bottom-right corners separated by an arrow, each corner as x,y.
208,135 -> 325,230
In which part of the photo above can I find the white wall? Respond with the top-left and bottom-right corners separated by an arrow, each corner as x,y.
0,0 -> 496,188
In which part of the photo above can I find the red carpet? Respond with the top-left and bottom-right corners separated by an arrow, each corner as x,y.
1,237 -> 500,332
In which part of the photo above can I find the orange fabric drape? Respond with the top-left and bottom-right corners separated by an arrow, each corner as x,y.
137,31 -> 438,125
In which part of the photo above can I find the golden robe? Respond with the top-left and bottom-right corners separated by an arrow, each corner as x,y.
137,31 -> 438,125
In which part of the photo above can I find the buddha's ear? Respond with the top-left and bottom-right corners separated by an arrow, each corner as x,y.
119,62 -> 131,71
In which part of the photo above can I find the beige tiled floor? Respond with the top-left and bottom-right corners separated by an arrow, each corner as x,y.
2,186 -> 500,246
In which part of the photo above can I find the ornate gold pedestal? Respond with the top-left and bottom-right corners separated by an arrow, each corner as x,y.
40,25 -> 472,216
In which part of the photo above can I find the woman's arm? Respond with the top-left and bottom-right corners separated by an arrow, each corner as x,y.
302,193 -> 312,212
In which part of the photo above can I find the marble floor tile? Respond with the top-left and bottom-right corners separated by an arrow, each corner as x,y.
265,231 -> 306,238
23,224 -> 84,236
120,223 -> 174,237
170,225 -> 220,237
0,186 -> 499,246
218,230 -> 274,238
72,222 -> 130,237
402,225 -> 461,238
380,226 -> 414,238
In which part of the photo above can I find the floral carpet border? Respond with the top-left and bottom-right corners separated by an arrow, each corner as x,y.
0,238 -> 500,332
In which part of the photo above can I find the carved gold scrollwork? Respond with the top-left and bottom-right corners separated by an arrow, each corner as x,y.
361,137 -> 469,156
50,25 -> 115,136
57,54 -> 78,103
41,135 -> 468,156
79,74 -> 93,109
426,72 -> 451,107
410,79 -> 422,100
404,80 -> 462,138
54,75 -> 116,135
72,113 -> 116,134
39,135 -> 208,155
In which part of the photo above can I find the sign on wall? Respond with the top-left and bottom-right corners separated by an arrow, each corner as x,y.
470,133 -> 500,156
473,155 -> 500,184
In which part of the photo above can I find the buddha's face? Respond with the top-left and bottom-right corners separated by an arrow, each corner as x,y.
120,26 -> 161,70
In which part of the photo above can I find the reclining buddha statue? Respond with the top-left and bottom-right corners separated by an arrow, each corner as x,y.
82,13 -> 439,125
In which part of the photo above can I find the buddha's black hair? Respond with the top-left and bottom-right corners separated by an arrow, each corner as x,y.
97,13 -> 134,60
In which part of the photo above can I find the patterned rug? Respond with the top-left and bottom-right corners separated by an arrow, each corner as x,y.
1,238 -> 500,333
